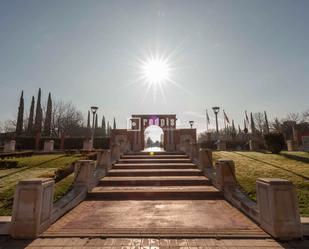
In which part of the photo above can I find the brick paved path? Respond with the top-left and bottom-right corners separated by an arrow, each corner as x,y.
1,237 -> 308,249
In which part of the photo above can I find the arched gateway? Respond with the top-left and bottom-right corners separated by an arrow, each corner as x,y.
111,114 -> 196,152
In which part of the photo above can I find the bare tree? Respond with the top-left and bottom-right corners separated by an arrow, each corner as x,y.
303,110 -> 309,122
253,112 -> 265,133
51,101 -> 84,136
286,112 -> 301,123
270,118 -> 281,132
1,119 -> 17,133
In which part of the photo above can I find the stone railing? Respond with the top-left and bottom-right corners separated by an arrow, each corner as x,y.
193,147 -> 303,240
0,144 -> 122,239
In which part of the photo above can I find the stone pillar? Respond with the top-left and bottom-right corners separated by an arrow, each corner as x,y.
74,160 -> 95,190
199,149 -> 213,170
190,143 -> 199,162
11,178 -> 54,239
83,139 -> 93,150
43,140 -> 54,152
286,140 -> 297,151
216,140 -> 227,151
256,178 -> 302,240
4,140 -> 16,152
215,159 -> 236,191
110,143 -> 120,163
96,149 -> 111,172
119,140 -> 128,155
249,139 -> 258,151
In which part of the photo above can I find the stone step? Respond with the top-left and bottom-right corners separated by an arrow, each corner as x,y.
125,151 -> 185,155
108,169 -> 203,177
88,186 -> 223,200
99,176 -> 211,186
121,154 -> 189,159
113,163 -> 197,170
117,158 -> 192,164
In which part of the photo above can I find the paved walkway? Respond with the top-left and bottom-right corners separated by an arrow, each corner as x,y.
1,237 -> 308,249
44,200 -> 265,237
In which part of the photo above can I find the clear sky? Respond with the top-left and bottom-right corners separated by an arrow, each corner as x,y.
0,0 -> 308,133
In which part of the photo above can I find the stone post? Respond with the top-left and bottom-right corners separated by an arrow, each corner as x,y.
96,149 -> 111,173
256,178 -> 302,240
43,140 -> 54,152
199,149 -> 213,171
11,178 -> 54,239
83,139 -> 93,150
119,140 -> 127,155
216,140 -> 227,151
110,143 -> 120,163
4,140 -> 16,152
74,160 -> 95,190
190,143 -> 199,163
215,159 -> 236,191
286,140 -> 297,151
249,139 -> 258,151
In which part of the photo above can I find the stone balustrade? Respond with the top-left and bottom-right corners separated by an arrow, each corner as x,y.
256,178 -> 302,239
216,140 -> 227,151
110,143 -> 121,163
44,140 -> 54,152
4,140 -> 16,152
11,178 -> 55,239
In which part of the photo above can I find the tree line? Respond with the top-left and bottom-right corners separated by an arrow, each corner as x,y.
0,89 -> 116,137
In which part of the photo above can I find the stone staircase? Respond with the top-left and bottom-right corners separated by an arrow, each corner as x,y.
88,151 -> 223,200
44,151 -> 267,238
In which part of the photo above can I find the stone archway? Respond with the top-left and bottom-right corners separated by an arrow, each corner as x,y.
129,114 -> 177,151
144,125 -> 164,151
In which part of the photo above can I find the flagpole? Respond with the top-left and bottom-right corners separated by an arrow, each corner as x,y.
206,109 -> 208,132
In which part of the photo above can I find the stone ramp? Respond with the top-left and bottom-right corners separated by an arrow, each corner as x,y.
43,200 -> 267,238
43,151 -> 268,238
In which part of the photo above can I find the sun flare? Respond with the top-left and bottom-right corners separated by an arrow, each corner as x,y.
142,57 -> 170,85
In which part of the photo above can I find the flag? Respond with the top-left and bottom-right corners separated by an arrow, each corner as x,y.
245,111 -> 249,124
206,109 -> 210,125
223,110 -> 230,124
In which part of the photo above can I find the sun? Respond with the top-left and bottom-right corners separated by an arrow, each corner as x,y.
141,56 -> 170,85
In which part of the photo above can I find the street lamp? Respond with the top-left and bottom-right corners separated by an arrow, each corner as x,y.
212,106 -> 220,133
90,106 -> 98,149
189,120 -> 194,129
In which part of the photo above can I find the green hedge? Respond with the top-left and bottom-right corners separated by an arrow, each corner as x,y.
0,160 -> 19,169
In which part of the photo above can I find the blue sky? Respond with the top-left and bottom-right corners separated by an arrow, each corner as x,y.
0,0 -> 308,132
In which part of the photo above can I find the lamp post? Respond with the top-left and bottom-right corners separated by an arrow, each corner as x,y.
90,106 -> 98,149
212,106 -> 220,133
189,120 -> 194,129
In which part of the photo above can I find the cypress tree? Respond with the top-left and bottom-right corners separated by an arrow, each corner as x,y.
107,121 -> 110,135
231,120 -> 236,136
34,88 -> 43,134
27,96 -> 35,134
264,111 -> 270,134
87,111 -> 90,128
43,93 -> 52,137
102,116 -> 106,136
250,112 -> 256,135
16,90 -> 24,135
113,117 -> 116,129
95,114 -> 98,128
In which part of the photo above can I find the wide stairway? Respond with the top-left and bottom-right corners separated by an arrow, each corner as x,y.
44,151 -> 267,238
89,151 -> 222,200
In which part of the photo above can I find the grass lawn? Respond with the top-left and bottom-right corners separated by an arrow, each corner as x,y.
0,154 -> 83,215
213,151 -> 309,216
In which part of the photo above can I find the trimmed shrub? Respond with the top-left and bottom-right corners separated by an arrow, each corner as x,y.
264,133 -> 285,154
0,160 -> 19,169
54,163 -> 74,182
